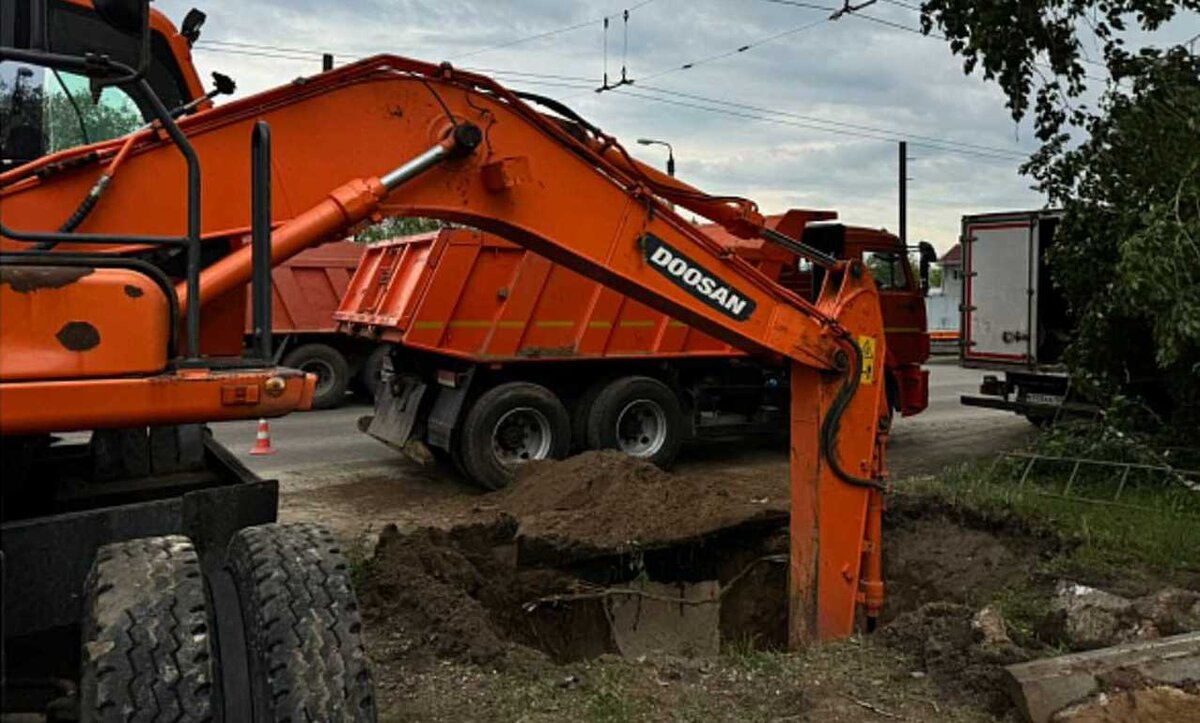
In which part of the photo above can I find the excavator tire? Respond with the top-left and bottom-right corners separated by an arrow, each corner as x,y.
80,536 -> 216,723
282,343 -> 350,410
459,381 -> 571,489
225,523 -> 376,723
587,376 -> 683,468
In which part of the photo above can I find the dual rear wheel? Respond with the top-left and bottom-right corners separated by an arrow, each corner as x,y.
453,376 -> 683,490
80,524 -> 375,722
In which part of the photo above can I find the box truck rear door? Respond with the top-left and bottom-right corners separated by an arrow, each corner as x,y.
963,217 -> 1035,364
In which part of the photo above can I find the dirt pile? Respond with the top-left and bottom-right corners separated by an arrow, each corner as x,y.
501,450 -> 787,562
360,521 -> 587,668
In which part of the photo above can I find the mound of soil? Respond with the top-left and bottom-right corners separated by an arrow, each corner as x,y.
360,520 -> 591,669
501,450 -> 787,562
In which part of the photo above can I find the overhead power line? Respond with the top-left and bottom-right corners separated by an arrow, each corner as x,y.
632,82 -> 1029,158
452,0 -> 658,60
192,35 -> 1031,161
610,86 -> 1024,160
633,17 -> 829,85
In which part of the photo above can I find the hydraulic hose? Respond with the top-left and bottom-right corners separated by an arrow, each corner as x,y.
819,331 -> 888,491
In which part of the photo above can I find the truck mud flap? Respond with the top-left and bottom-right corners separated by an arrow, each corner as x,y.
361,374 -> 428,453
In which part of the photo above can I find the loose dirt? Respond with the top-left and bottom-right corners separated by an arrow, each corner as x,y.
501,450 -> 788,562
350,451 -> 1195,721
882,495 -> 1060,620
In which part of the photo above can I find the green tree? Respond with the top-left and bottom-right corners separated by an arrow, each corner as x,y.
355,216 -> 443,243
44,89 -> 141,152
922,1 -> 1200,437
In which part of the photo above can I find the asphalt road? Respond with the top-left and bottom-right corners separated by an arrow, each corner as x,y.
211,358 -> 1029,484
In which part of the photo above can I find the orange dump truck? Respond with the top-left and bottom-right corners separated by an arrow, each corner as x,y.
337,211 -> 930,488
245,240 -> 386,408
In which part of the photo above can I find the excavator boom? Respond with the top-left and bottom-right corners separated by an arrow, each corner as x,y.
2,54 -> 888,641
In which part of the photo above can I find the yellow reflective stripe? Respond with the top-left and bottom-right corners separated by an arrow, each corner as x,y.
619,320 -> 655,328
535,320 -> 574,328
588,321 -> 612,329
668,321 -> 687,328
412,320 -> 444,330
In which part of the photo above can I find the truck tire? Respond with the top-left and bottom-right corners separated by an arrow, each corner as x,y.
357,345 -> 389,400
587,376 -> 683,468
226,523 -> 376,723
80,536 -> 216,723
459,381 -> 571,490
282,343 -> 350,410
570,378 -> 611,451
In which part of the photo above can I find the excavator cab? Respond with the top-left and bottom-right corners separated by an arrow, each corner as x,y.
1,2 -> 376,719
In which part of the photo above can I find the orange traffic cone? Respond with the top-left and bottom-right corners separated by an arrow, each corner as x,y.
249,418 -> 277,455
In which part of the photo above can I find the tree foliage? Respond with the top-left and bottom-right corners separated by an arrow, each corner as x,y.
354,216 -> 443,243
922,1 -> 1200,437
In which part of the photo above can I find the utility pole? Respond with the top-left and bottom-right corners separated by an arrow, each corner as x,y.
899,140 -> 907,245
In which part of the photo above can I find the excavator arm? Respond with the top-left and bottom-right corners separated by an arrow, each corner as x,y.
1,54 -> 889,641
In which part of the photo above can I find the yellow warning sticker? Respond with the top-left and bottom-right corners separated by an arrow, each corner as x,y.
858,335 -> 877,385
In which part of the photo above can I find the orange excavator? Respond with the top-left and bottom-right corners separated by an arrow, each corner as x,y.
1,0 -> 889,718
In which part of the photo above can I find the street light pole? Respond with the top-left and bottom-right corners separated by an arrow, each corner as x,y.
636,138 -> 675,177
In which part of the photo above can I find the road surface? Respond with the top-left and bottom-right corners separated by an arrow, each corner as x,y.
210,358 -> 1031,536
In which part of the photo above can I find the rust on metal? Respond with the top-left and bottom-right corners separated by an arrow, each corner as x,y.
516,345 -> 578,358
56,321 -> 101,351
0,266 -> 94,293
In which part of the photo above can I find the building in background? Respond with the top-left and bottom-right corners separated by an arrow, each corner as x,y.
925,243 -> 962,352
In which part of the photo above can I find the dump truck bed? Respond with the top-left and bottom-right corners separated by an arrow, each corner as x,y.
335,229 -> 741,361
246,240 -> 365,334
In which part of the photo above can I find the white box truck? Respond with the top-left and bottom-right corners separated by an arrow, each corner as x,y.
958,210 -> 1089,421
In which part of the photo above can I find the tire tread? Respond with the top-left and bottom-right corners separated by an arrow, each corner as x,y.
226,523 -> 375,723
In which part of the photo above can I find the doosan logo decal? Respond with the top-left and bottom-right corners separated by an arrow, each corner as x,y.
642,234 -> 756,321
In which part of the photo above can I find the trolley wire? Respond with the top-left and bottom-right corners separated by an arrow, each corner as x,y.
187,44 -> 1032,161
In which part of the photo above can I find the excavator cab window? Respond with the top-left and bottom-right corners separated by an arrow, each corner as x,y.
0,0 -> 191,167
0,61 -> 142,163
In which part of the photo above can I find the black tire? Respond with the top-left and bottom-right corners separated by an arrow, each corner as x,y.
570,378 -> 611,452
357,345 -> 389,400
282,343 -> 350,410
459,381 -> 571,490
586,376 -> 683,468
81,536 -> 216,723
226,523 -> 376,723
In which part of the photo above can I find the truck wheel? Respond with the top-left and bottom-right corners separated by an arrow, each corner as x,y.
460,382 -> 571,490
81,536 -> 216,723
282,343 -> 350,410
358,345 -> 389,400
570,378 -> 611,451
226,523 -> 376,723
587,376 -> 683,468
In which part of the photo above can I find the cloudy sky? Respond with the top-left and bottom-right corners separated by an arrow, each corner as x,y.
157,0 -> 1198,252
